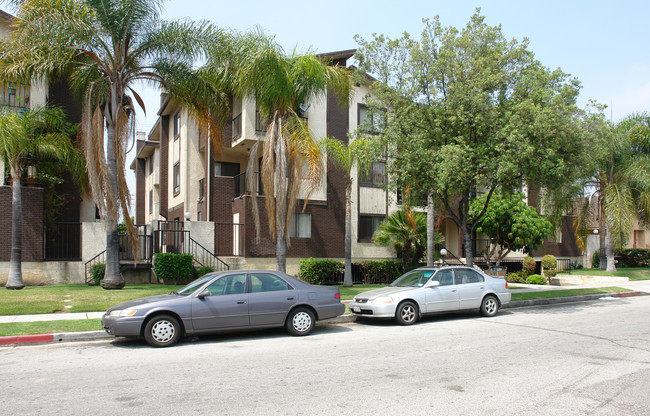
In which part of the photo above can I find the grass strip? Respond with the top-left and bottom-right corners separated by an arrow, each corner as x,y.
558,267 -> 650,281
0,319 -> 102,337
511,286 -> 631,301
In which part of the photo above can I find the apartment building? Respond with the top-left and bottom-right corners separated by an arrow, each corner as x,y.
132,50 -> 396,272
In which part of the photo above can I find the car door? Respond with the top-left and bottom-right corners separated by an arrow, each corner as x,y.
424,269 -> 460,313
455,269 -> 486,310
247,272 -> 297,327
190,273 -> 250,331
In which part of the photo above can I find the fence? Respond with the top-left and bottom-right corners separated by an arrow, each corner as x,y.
44,222 -> 81,260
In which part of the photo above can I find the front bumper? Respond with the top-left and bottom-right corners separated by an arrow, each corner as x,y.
347,301 -> 396,318
101,314 -> 145,338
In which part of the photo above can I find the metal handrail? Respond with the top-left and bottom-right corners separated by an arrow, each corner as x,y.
189,237 -> 230,271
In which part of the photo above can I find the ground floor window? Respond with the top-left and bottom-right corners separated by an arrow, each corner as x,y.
358,215 -> 384,242
289,213 -> 311,238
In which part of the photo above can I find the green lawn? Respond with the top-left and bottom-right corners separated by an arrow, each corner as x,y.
511,286 -> 631,301
0,284 -> 183,315
0,319 -> 103,337
559,267 -> 650,281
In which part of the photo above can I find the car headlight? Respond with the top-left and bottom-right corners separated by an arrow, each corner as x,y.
109,309 -> 138,317
371,296 -> 393,304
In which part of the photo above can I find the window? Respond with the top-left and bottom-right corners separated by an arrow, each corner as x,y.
251,273 -> 292,293
289,213 -> 311,238
173,162 -> 180,195
358,215 -> 384,241
173,112 -> 181,139
454,269 -> 484,285
148,158 -> 153,175
205,274 -> 247,296
198,178 -> 205,200
214,161 -> 240,177
433,270 -> 454,286
358,104 -> 385,134
359,162 -> 386,187
148,190 -> 153,214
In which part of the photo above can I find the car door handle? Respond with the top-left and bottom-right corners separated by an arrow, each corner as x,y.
451,289 -> 457,292
237,301 -> 246,304
287,297 -> 295,300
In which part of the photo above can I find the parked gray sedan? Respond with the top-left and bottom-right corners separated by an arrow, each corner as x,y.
348,266 -> 511,325
102,270 -> 345,347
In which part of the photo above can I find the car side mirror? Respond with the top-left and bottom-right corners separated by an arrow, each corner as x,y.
426,280 -> 440,288
197,288 -> 211,299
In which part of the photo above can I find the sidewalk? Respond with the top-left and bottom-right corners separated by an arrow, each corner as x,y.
1,281 -> 647,346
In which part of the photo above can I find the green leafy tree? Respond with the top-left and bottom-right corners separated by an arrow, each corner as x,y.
470,191 -> 553,265
355,10 -> 586,266
323,137 -> 375,286
1,0 -> 229,288
230,32 -> 350,273
0,106 -> 83,289
373,209 -> 444,273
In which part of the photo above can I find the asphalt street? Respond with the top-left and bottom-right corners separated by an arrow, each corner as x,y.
1,294 -> 649,415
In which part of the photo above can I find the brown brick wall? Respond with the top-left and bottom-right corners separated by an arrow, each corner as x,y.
211,176 -> 235,223
0,186 -> 44,261
167,203 -> 184,222
160,115 -> 169,218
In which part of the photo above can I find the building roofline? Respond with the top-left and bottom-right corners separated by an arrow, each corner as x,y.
316,49 -> 356,61
0,9 -> 15,22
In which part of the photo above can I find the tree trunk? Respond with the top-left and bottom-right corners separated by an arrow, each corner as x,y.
426,193 -> 435,267
276,230 -> 287,273
462,224 -> 474,267
343,178 -> 353,286
5,174 -> 24,289
598,200 -> 607,270
100,122 -> 125,289
275,119 -> 287,273
605,225 -> 616,272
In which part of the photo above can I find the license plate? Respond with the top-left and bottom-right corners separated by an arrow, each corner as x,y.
352,306 -> 360,312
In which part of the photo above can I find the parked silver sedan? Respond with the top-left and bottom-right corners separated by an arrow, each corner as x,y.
348,266 -> 511,325
102,270 -> 345,347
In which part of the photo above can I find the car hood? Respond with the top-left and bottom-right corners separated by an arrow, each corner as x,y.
106,294 -> 181,313
355,286 -> 417,300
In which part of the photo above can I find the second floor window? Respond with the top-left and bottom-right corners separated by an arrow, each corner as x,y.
173,111 -> 181,139
173,162 -> 180,195
359,162 -> 386,187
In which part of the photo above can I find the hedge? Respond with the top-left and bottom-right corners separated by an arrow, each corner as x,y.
154,253 -> 195,285
299,258 -> 343,285
89,264 -> 105,285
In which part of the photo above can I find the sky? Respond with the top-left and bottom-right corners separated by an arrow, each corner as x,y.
122,0 -> 650,201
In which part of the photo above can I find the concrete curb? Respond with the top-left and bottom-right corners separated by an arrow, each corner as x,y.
1,291 -> 646,346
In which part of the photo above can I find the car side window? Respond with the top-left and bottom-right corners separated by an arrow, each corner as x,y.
454,269 -> 484,285
250,273 -> 292,293
206,274 -> 247,296
433,270 -> 454,286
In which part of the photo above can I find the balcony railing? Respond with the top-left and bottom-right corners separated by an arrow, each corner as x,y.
234,172 -> 264,198
0,83 -> 30,111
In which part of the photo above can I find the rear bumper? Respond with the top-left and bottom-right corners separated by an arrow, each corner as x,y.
317,303 -> 346,320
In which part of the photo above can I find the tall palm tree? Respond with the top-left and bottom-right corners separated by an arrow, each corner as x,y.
1,0 -> 230,288
231,32 -> 350,272
0,106 -> 83,289
323,137 -> 375,286
574,112 -> 650,271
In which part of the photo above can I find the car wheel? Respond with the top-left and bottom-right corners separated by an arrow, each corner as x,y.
144,314 -> 181,347
480,295 -> 499,317
286,307 -> 315,336
395,301 -> 418,326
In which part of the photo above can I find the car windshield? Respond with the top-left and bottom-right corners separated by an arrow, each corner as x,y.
176,274 -> 217,296
390,270 -> 435,287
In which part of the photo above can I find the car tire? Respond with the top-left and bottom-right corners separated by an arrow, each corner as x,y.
144,314 -> 181,347
286,307 -> 315,336
395,301 -> 418,325
480,295 -> 499,317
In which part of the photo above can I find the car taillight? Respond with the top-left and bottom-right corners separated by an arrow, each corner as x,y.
335,293 -> 341,299
505,281 -> 509,289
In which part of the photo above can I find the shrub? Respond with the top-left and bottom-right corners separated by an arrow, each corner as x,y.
522,256 -> 536,276
299,258 -> 343,285
360,260 -> 402,284
525,274 -> 546,285
506,270 -> 527,284
592,251 -> 600,268
154,253 -> 195,285
196,265 -> 214,278
542,254 -> 558,279
616,248 -> 650,267
89,264 -> 105,285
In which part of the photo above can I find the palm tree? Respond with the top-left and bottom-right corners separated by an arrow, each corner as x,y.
574,112 -> 650,271
373,208 -> 445,273
323,137 -> 375,286
230,32 -> 350,272
1,0 -> 230,288
0,106 -> 82,289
